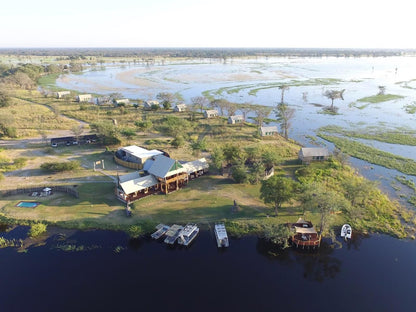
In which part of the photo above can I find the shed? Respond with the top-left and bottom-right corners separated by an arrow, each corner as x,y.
260,126 -> 279,136
76,94 -> 92,102
204,110 -> 219,118
298,147 -> 330,163
228,115 -> 244,124
174,103 -> 187,112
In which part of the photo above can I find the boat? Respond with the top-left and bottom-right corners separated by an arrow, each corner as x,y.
290,218 -> 321,249
177,223 -> 199,246
214,222 -> 229,248
341,224 -> 352,240
151,224 -> 170,240
163,224 -> 184,245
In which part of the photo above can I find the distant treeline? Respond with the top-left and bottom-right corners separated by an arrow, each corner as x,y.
0,47 -> 414,59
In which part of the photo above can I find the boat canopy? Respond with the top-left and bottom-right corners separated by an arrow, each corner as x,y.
294,227 -> 317,234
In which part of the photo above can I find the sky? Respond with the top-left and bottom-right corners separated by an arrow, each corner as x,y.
1,0 -> 414,49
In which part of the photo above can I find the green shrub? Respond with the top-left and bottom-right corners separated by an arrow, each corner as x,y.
40,161 -> 80,172
126,225 -> 143,238
28,223 -> 47,238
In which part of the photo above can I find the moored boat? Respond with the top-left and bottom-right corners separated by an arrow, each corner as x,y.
164,224 -> 184,245
177,223 -> 199,246
341,224 -> 352,240
151,224 -> 170,240
214,222 -> 229,248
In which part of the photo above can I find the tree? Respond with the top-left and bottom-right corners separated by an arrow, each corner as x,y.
156,92 -> 176,110
210,147 -> 225,173
71,125 -> 84,142
378,85 -> 386,95
224,101 -> 238,116
275,102 -> 295,139
252,105 -> 272,127
191,96 -> 209,113
324,89 -> 345,111
260,175 -> 297,216
210,99 -> 229,116
238,102 -> 253,121
300,183 -> 350,234
279,85 -> 290,104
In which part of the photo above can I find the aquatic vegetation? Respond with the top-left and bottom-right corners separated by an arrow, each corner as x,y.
318,134 -> 416,175
404,102 -> 416,114
319,125 -> 416,145
54,243 -> 101,252
357,94 -> 404,103
0,236 -> 23,248
395,175 -> 416,191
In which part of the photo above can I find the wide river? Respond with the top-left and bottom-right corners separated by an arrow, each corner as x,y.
0,227 -> 415,311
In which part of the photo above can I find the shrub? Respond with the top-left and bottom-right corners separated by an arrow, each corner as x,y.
127,225 -> 143,238
40,161 -> 80,172
28,223 -> 47,238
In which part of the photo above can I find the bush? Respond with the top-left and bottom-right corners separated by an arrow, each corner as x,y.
127,225 -> 143,238
28,223 -> 47,238
41,161 -> 80,172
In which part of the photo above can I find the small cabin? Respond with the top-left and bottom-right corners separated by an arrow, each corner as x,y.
204,110 -> 219,118
228,115 -> 244,124
174,103 -> 187,112
56,91 -> 71,99
144,100 -> 160,110
260,126 -> 279,137
115,145 -> 164,169
298,147 -> 330,164
76,94 -> 92,102
114,99 -> 130,106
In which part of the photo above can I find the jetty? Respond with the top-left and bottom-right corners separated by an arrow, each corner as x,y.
164,224 -> 184,245
151,224 -> 170,240
290,218 -> 321,249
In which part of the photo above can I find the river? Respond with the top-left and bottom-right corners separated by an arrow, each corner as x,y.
0,227 -> 414,311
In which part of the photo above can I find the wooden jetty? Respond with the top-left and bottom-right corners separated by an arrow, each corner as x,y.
164,224 -> 184,245
151,224 -> 170,240
290,218 -> 321,250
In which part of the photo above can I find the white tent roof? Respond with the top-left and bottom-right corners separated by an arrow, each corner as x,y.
182,158 -> 209,174
119,174 -> 158,194
299,147 -> 329,157
121,146 -> 163,159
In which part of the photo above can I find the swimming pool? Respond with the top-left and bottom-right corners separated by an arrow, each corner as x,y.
16,201 -> 40,208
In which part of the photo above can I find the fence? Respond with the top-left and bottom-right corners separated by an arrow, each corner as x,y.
1,185 -> 79,198
113,155 -> 142,170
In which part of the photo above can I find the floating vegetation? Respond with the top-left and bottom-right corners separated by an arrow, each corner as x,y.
319,125 -> 416,146
357,94 -> 404,103
404,102 -> 416,114
114,245 -> 126,253
318,134 -> 416,175
54,243 -> 101,252
395,175 -> 416,191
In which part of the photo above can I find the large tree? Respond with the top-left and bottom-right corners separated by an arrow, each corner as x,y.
156,92 -> 176,110
324,89 -> 345,111
252,105 -> 272,127
275,102 -> 295,139
279,85 -> 290,104
191,96 -> 209,113
260,175 -> 297,216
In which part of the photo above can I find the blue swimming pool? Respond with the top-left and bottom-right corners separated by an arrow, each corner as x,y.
16,201 -> 40,208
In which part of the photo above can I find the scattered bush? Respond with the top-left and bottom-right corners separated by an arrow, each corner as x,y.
126,225 -> 143,238
41,161 -> 80,172
28,223 -> 47,238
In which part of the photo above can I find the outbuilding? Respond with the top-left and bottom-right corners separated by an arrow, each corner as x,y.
204,110 -> 219,118
228,115 -> 244,124
260,126 -> 279,137
298,147 -> 330,163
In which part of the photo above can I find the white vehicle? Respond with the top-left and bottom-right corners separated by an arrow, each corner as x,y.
177,224 -> 199,246
341,224 -> 352,240
214,222 -> 229,248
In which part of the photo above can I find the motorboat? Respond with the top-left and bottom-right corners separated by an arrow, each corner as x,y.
214,222 -> 229,248
341,224 -> 352,240
177,224 -> 199,246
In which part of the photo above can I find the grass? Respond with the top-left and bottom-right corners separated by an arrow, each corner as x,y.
357,94 -> 404,103
318,134 -> 416,175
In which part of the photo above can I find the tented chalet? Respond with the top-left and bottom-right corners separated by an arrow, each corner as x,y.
204,110 -> 219,118
260,126 -> 279,137
56,91 -> 71,99
144,100 -> 160,109
182,158 -> 209,179
174,103 -> 187,112
228,115 -> 244,124
114,98 -> 130,106
298,147 -> 330,164
76,94 -> 92,102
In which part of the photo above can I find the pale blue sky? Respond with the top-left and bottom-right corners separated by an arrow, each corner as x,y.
1,0 -> 414,48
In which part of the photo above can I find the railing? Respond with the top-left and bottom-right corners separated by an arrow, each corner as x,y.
1,185 -> 79,198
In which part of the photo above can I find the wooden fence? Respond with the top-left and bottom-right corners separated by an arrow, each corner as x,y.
113,155 -> 142,170
1,185 -> 79,198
